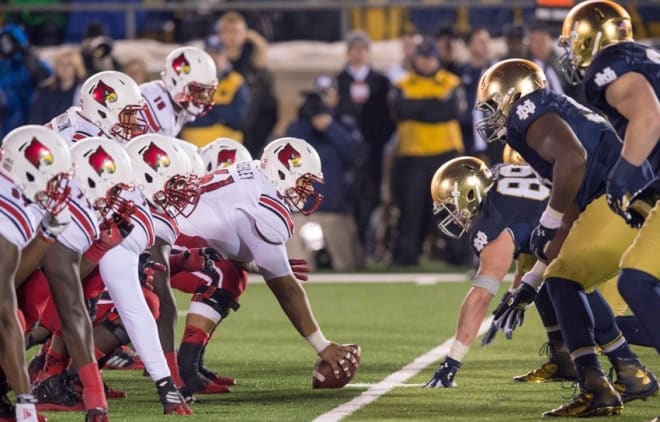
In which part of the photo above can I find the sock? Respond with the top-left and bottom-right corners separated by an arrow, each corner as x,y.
588,289 -> 637,361
618,269 -> 660,353
178,325 -> 210,389
15,395 -> 38,422
615,315 -> 655,348
546,278 -> 600,382
78,362 -> 107,411
165,351 -> 185,388
36,349 -> 69,383
535,284 -> 563,343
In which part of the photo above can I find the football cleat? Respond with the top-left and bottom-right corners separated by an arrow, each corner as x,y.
85,408 -> 109,422
195,379 -> 231,394
104,382 -> 127,399
424,357 -> 460,388
514,342 -> 577,383
104,348 -> 144,370
542,368 -> 623,417
33,374 -> 84,412
156,377 -> 193,415
608,357 -> 659,403
27,353 -> 45,384
0,392 -> 15,421
199,366 -> 236,386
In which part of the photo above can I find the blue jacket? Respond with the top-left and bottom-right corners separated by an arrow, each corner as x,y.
286,114 -> 365,214
0,24 -> 51,138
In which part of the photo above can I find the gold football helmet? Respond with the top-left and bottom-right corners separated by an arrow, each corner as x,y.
502,144 -> 526,165
475,59 -> 547,143
559,0 -> 633,85
431,156 -> 494,238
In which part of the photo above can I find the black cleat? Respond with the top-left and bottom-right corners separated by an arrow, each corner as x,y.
156,377 -> 193,415
609,357 -> 659,403
542,367 -> 623,417
33,374 -> 84,412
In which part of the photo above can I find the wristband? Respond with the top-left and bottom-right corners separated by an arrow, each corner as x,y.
539,206 -> 563,229
305,330 -> 331,354
521,261 -> 547,290
448,340 -> 469,362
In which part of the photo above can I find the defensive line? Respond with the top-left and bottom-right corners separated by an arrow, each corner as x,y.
312,317 -> 495,422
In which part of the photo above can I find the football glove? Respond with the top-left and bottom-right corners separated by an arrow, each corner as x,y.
424,357 -> 461,388
626,180 -> 659,229
83,214 -> 134,263
170,247 -> 221,274
481,291 -> 512,346
289,258 -> 311,282
606,157 -> 640,226
38,208 -> 71,242
138,252 -> 167,289
492,282 -> 536,340
496,306 -> 525,340
529,223 -> 557,262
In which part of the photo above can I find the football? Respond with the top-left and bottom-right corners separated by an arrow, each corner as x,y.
312,344 -> 361,389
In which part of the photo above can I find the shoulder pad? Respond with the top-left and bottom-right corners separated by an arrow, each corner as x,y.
254,194 -> 294,245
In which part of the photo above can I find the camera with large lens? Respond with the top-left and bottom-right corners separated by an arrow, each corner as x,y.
87,35 -> 114,59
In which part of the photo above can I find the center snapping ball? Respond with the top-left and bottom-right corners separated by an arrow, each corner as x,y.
312,344 -> 361,389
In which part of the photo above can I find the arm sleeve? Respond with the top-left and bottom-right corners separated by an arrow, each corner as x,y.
235,210 -> 292,280
98,244 -> 170,381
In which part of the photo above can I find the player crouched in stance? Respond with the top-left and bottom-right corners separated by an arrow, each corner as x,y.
174,137 -> 359,392
424,155 -> 549,388
0,125 -> 73,422
475,58 -> 656,417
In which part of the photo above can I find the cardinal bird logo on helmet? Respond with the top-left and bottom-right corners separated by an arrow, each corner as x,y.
142,142 -> 171,171
217,149 -> 236,168
172,53 -> 191,75
91,80 -> 118,107
24,137 -> 54,170
277,143 -> 302,170
88,146 -> 117,176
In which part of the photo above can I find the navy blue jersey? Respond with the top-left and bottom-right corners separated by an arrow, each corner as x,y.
584,41 -> 660,171
469,164 -> 549,257
505,88 -> 651,209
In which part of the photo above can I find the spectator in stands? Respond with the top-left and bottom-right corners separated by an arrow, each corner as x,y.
528,22 -> 564,93
180,35 -> 250,147
386,22 -> 420,84
285,76 -> 366,271
122,57 -> 149,85
335,30 -> 394,248
503,24 -> 529,59
216,11 -> 278,156
29,48 -> 85,124
80,22 -> 121,75
433,26 -> 461,76
459,27 -> 492,158
0,23 -> 50,137
389,38 -> 465,267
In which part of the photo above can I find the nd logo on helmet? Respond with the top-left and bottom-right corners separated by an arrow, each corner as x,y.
92,80 -> 118,107
142,142 -> 171,171
217,149 -> 237,168
172,53 -> 191,75
277,143 -> 302,170
24,137 -> 54,169
88,146 -> 117,176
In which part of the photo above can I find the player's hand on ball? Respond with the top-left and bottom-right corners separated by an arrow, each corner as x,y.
319,343 -> 360,379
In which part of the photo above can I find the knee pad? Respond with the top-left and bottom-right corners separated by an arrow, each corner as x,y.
101,312 -> 130,345
190,285 -> 240,324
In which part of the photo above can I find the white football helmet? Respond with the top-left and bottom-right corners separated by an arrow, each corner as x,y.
70,137 -> 135,222
174,139 -> 206,176
201,137 -> 252,172
125,134 -> 201,217
260,137 -> 324,215
0,125 -> 73,215
79,71 -> 147,141
161,46 -> 218,117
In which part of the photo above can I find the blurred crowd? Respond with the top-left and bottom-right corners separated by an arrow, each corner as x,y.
0,10 -> 615,271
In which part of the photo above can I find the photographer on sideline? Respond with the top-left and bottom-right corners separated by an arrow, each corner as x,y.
0,23 -> 51,138
80,23 -> 121,75
285,76 -> 367,271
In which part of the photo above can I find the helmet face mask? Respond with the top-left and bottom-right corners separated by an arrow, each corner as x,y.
557,31 -> 586,85
112,104 -> 148,141
176,81 -> 216,117
284,173 -> 324,216
35,171 -> 73,215
155,174 -> 201,218
94,182 -> 136,225
475,94 -> 509,144
433,196 -> 473,239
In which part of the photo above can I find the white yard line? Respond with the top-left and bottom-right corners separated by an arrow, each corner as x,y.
243,273 -> 514,285
312,317 -> 495,422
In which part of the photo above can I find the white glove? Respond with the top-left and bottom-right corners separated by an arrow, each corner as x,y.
39,208 -> 71,242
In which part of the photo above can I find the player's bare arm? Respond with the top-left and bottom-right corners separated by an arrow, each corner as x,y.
148,237 -> 178,353
265,274 -> 358,377
606,72 -> 660,166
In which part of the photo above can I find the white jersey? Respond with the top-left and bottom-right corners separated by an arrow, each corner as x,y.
151,206 -> 179,246
140,80 -> 194,137
177,161 -> 294,280
56,180 -> 100,254
45,107 -> 106,144
0,175 -> 40,249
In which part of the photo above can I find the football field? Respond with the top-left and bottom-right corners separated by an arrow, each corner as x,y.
41,277 -> 660,421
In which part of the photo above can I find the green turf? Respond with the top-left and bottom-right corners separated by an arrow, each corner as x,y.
39,281 -> 660,421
